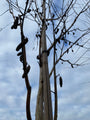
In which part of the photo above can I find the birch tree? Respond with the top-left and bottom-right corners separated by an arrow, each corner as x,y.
5,0 -> 90,120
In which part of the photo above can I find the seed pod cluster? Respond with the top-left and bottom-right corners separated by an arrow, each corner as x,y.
16,38 -> 28,51
16,36 -> 30,78
16,37 -> 28,64
11,17 -> 19,29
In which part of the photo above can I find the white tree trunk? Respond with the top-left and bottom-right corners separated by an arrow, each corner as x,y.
42,24 -> 53,120
35,0 -> 53,120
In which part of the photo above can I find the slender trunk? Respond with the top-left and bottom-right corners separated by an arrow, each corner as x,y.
20,24 -> 32,120
53,49 -> 58,120
52,21 -> 58,120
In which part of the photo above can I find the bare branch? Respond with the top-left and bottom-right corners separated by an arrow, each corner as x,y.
0,9 -> 9,16
49,31 -> 89,78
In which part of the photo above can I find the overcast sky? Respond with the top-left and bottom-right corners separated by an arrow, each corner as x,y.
0,0 -> 90,120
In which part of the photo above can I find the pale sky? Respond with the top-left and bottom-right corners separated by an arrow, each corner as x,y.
0,0 -> 90,120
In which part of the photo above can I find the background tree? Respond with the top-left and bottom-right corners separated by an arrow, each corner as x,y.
4,0 -> 90,120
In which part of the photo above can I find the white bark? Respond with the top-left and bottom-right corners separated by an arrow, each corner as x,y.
35,68 -> 43,120
35,0 -> 53,120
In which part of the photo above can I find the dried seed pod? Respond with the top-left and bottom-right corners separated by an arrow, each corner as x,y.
22,65 -> 30,78
36,34 -> 38,38
55,28 -> 59,34
80,45 -> 83,47
67,31 -> 69,34
61,36 -> 65,40
52,14 -> 55,18
35,13 -> 37,18
37,55 -> 40,60
47,50 -> 50,56
16,43 -> 23,51
27,8 -> 31,13
72,49 -> 74,52
36,8 -> 39,12
11,17 -> 19,29
38,60 -> 42,67
71,64 -> 74,68
24,37 -> 28,43
69,41 -> 71,45
67,49 -> 69,54
16,38 -> 28,51
20,55 -> 24,63
55,47 -> 57,51
76,43 -> 79,45
58,40 -> 60,44
37,54 -> 42,67
17,52 -> 22,56
59,76 -> 63,87
38,34 -> 41,38
73,32 -> 75,35
47,22 -> 49,26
